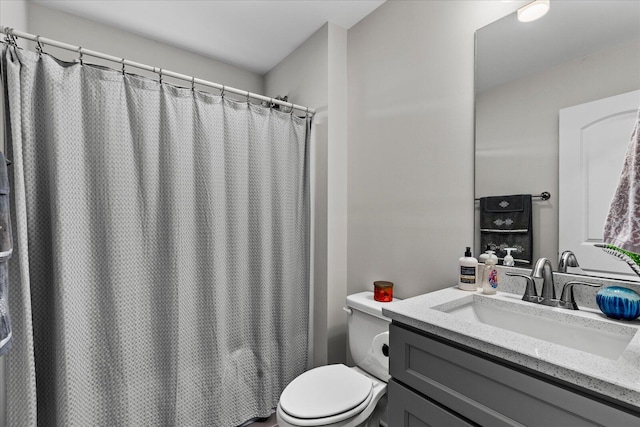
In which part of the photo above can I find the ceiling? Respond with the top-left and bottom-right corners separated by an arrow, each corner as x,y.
31,0 -> 386,75
476,0 -> 640,93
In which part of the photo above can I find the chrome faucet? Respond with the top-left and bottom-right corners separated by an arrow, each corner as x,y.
558,250 -> 580,273
506,257 -> 601,310
532,257 -> 557,306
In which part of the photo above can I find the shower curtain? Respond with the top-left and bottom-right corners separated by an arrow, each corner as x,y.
1,45 -> 311,426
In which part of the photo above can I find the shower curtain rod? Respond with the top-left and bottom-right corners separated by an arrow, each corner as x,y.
0,26 -> 315,116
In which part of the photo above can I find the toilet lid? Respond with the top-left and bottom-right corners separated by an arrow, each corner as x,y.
279,364 -> 373,420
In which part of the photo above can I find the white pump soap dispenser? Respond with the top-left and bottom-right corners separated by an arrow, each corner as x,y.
458,247 -> 478,291
503,248 -> 517,267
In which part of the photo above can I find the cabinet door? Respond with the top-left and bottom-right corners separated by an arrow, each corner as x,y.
390,323 -> 640,427
388,379 -> 473,427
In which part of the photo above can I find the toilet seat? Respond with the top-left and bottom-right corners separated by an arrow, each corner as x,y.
278,364 -> 382,427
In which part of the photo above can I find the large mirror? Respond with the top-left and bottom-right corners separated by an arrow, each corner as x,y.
475,0 -> 640,279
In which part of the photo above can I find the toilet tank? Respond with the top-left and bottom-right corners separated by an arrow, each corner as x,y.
346,291 -> 399,382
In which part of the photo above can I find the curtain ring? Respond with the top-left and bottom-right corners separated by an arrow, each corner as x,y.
3,29 -> 21,50
158,68 -> 163,84
246,92 -> 251,105
77,47 -> 83,66
121,58 -> 126,76
306,106 -> 309,117
4,28 -> 17,46
269,98 -> 273,109
191,76 -> 195,91
220,85 -> 225,98
35,35 -> 43,55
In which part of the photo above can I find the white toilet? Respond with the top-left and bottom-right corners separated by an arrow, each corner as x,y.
276,291 -> 399,427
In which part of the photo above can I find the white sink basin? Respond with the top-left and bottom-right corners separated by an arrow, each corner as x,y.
434,294 -> 637,360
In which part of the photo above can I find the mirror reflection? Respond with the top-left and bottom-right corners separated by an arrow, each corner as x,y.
474,0 -> 640,279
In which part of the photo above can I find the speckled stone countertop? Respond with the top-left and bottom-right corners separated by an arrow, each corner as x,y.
382,286 -> 640,409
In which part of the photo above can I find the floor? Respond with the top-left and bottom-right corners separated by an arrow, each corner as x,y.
246,413 -> 277,427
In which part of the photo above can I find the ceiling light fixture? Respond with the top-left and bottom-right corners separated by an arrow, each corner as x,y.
517,0 -> 550,23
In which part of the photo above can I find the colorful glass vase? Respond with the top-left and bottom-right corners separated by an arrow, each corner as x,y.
596,286 -> 640,321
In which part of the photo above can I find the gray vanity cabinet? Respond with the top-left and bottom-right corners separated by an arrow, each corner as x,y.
388,323 -> 640,427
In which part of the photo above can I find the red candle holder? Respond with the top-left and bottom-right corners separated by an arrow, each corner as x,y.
374,281 -> 394,302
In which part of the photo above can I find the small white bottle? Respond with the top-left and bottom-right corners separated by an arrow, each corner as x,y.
503,248 -> 516,267
482,250 -> 498,295
458,247 -> 478,291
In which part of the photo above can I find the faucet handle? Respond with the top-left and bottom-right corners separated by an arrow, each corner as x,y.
559,281 -> 601,310
506,272 -> 541,303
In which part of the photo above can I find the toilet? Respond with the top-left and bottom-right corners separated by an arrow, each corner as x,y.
276,291 -> 399,427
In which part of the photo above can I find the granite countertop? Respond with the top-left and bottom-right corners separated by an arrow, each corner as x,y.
382,286 -> 640,409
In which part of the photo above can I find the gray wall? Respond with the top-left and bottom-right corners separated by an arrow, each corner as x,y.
346,0 -> 522,300
263,0 -> 520,363
24,2 -> 263,95
475,39 -> 640,267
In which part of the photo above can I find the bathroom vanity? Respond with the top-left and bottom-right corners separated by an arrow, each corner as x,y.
382,286 -> 640,426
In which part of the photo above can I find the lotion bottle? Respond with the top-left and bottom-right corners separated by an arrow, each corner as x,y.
482,250 -> 498,295
458,247 -> 478,291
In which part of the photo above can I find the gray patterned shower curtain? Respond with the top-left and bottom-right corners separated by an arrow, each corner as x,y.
1,45 -> 310,426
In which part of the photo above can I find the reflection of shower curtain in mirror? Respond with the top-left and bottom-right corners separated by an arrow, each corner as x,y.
2,45 -> 310,426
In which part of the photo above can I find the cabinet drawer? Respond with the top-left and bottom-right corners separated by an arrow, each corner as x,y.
388,379 -> 473,427
390,323 -> 640,427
